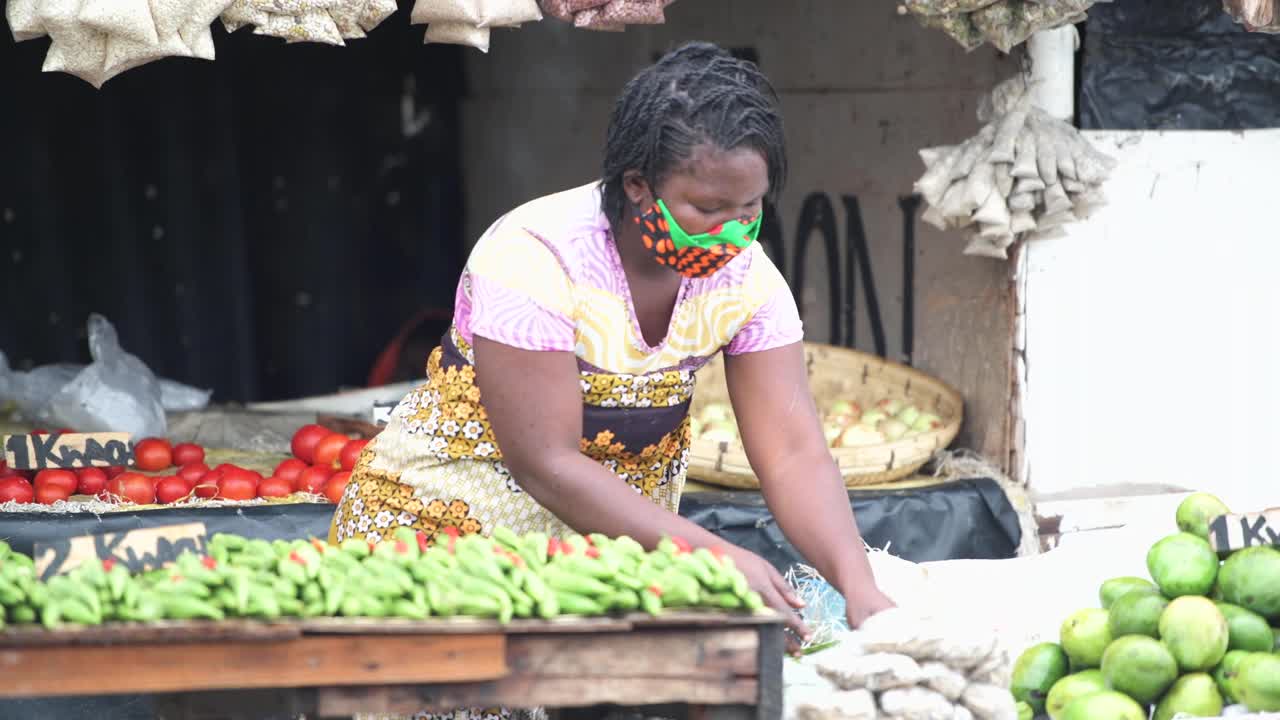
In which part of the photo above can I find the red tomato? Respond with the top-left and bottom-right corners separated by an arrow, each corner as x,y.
273,458 -> 307,485
194,470 -> 222,499
313,433 -> 349,468
294,465 -> 332,495
35,484 -> 71,505
291,424 -> 331,464
34,469 -> 78,496
105,465 -> 126,479
216,473 -> 258,501
176,462 -> 209,486
338,439 -> 369,471
0,459 -> 8,476
107,472 -> 156,505
171,443 -> 205,466
76,467 -> 109,496
256,476 -> 294,498
154,476 -> 192,504
133,438 -> 173,472
323,471 -> 351,504
0,477 -> 35,504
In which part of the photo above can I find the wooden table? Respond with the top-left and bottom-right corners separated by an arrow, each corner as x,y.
0,612 -> 784,720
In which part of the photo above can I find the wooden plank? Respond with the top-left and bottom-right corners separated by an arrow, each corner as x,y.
34,522 -> 208,580
503,628 -> 759,678
1208,509 -> 1280,552
0,619 -> 298,648
0,633 -> 507,698
318,677 -> 759,716
318,627 -> 758,715
755,625 -> 785,720
3,431 -> 133,470
300,615 -> 636,635
625,610 -> 782,628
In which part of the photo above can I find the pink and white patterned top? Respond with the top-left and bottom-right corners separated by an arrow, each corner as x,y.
453,182 -> 803,376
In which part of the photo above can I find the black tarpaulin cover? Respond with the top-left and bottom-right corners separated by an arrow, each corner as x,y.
1081,0 -> 1280,129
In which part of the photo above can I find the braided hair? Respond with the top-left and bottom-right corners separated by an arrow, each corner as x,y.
601,42 -> 787,228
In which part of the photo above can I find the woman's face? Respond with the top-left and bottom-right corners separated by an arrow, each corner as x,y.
626,144 -> 769,235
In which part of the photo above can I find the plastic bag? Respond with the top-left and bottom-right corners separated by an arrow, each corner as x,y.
0,314 -> 212,437
7,0 -> 48,40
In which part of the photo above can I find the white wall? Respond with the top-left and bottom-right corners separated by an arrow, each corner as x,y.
463,2 -> 1020,457
1023,130 -> 1280,511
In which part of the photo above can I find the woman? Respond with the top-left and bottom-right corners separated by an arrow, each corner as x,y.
333,40 -> 893,682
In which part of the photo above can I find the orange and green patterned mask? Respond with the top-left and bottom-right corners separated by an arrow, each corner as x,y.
635,199 -> 762,278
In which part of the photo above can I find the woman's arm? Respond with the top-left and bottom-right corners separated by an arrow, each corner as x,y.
472,336 -> 808,635
724,342 -> 894,626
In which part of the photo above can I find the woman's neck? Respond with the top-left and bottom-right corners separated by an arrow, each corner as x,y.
612,218 -> 678,282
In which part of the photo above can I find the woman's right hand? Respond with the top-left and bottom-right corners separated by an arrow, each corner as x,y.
724,545 -> 810,652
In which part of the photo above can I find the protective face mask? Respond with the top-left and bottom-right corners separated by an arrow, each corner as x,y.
634,199 -> 761,278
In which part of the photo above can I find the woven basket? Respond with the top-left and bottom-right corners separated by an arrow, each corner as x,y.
687,342 -> 963,489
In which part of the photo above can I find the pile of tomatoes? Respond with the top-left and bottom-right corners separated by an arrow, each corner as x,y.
0,425 -> 368,507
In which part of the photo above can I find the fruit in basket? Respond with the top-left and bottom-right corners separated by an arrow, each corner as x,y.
34,469 -> 78,496
1099,576 -> 1157,609
699,402 -> 732,425
876,398 -> 905,416
1147,532 -> 1218,597
339,439 -> 369,471
1107,588 -> 1168,638
1060,689 -> 1146,720
0,477 -> 35,504
34,484 -> 71,504
879,418 -> 910,442
133,438 -> 173,472
107,472 -> 156,505
1175,492 -> 1231,540
1236,652 -> 1280,711
1099,635 -> 1177,704
1149,671 -> 1223,720
295,465 -> 332,495
314,433 -> 350,468
1160,596 -> 1229,671
154,476 -> 191,504
171,442 -> 204,467
859,409 -> 887,427
325,471 -> 352,504
912,412 -> 943,432
1214,649 -> 1248,703
896,405 -> 921,428
216,472 -> 258,501
291,424 -> 332,464
256,476 -> 293,499
1045,670 -> 1108,719
1060,608 -> 1112,669
1218,602 -> 1274,652
273,458 -> 307,485
838,424 -> 885,448
700,422 -> 739,444
75,467 -> 108,496
176,462 -> 208,486
1218,546 -> 1280,620
194,470 -> 221,499
1010,642 -> 1069,713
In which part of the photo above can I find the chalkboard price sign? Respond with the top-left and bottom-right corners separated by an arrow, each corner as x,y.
2,431 -> 133,470
34,523 -> 208,580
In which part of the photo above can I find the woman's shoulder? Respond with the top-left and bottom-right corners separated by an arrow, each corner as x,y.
470,182 -> 609,276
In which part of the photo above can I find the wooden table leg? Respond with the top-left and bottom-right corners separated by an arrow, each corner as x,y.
755,624 -> 784,720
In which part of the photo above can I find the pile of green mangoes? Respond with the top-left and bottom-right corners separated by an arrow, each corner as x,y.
0,527 -> 766,629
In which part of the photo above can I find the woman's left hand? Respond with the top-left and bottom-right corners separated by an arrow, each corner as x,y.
844,584 -> 896,628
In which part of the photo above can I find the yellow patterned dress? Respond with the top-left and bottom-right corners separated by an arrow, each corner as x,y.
329,182 -> 802,720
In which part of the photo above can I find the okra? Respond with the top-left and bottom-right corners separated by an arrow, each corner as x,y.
158,594 -> 225,621
392,598 -> 429,620
301,581 -> 323,605
457,594 -> 502,618
604,589 -> 640,612
324,581 -> 346,617
340,595 -> 364,617
0,578 -> 24,606
492,526 -> 522,552
640,588 -> 662,616
9,604 -> 36,624
553,591 -> 604,615
59,597 -> 100,625
703,592 -> 742,610
742,591 -> 764,611
339,538 -> 372,558
542,568 -> 612,598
